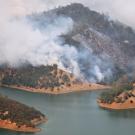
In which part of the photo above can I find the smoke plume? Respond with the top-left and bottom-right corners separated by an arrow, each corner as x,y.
1,0 -> 83,79
0,0 -> 133,82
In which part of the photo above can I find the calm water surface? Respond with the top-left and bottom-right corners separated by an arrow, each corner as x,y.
0,87 -> 135,135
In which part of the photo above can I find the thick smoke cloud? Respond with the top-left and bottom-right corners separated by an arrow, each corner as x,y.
0,0 -> 133,82
0,0 -> 83,79
0,5 -> 81,75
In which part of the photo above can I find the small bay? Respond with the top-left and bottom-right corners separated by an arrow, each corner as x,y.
0,87 -> 135,135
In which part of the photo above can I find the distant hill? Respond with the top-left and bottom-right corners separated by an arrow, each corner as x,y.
29,3 -> 135,81
0,94 -> 46,132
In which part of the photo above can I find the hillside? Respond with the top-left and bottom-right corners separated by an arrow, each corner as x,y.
1,3 -> 135,93
0,65 -> 110,94
0,94 -> 46,132
0,64 -> 78,90
29,3 -> 135,82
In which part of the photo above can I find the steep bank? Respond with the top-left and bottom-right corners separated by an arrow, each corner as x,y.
0,95 -> 47,132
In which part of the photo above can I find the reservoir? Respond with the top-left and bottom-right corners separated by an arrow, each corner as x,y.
0,87 -> 135,135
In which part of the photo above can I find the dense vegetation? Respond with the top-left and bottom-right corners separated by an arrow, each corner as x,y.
0,64 -> 72,90
0,94 -> 45,127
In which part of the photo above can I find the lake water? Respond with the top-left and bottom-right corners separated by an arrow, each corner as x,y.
0,87 -> 135,135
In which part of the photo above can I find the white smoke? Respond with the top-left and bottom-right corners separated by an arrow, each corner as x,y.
0,16 -> 82,76
0,0 -> 131,82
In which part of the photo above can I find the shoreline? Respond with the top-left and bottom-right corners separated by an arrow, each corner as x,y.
0,117 -> 47,133
1,83 -> 111,95
97,98 -> 135,110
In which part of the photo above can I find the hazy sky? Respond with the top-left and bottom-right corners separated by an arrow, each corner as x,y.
1,0 -> 135,28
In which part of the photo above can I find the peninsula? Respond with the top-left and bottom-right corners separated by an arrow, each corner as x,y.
97,81 -> 135,110
0,65 -> 111,94
0,95 -> 47,132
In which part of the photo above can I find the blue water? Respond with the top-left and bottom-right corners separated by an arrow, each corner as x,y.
0,87 -> 135,135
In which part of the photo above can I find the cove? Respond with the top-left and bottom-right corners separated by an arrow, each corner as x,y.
0,87 -> 135,135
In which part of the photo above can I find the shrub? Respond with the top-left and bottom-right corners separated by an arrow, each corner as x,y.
99,78 -> 133,104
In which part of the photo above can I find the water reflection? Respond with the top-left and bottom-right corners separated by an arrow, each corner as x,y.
103,109 -> 135,119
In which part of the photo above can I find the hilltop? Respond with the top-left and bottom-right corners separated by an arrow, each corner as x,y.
29,3 -> 135,82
